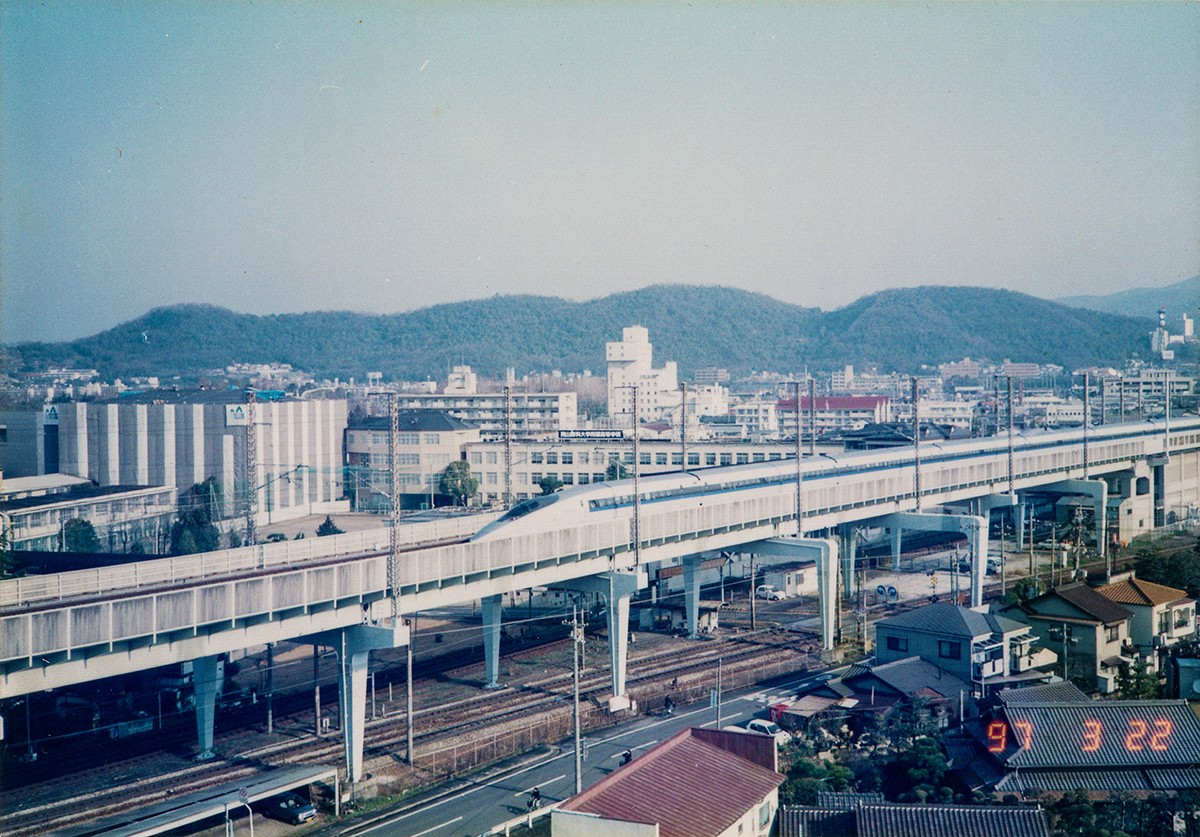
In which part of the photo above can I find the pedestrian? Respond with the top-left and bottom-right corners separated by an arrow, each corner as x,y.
664,695 -> 674,715
621,749 -> 632,765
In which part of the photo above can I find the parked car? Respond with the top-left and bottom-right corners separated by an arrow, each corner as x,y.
261,792 -> 316,825
755,584 -> 786,601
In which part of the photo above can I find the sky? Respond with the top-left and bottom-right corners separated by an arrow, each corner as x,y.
2,1 -> 1198,344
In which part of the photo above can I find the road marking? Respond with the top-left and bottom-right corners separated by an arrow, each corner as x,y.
516,774 -> 565,796
409,816 -> 463,836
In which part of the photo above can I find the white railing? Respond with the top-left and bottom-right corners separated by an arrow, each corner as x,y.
0,512 -> 498,609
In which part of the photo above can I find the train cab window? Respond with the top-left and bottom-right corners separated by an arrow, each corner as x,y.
496,493 -> 561,522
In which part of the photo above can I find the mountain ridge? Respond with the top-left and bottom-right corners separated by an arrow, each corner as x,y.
4,284 -> 1154,382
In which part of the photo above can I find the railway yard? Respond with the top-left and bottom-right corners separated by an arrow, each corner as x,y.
1,542 -> 1090,835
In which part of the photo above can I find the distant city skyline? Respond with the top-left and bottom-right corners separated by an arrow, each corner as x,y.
3,1 -> 1197,344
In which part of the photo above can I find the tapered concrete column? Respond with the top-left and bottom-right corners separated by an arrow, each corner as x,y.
891,526 -> 903,573
749,537 -> 839,651
1015,502 -> 1027,550
311,621 -> 409,783
878,512 -> 989,607
682,555 -> 704,638
193,655 -> 221,760
840,524 -> 858,598
605,571 -> 640,709
482,594 -> 503,689
1041,478 -> 1109,558
548,569 -> 647,711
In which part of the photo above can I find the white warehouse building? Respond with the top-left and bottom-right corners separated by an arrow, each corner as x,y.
52,392 -> 348,523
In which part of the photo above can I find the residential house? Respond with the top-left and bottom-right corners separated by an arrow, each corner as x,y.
778,801 -> 1050,837
873,603 -> 1054,696
552,727 -> 783,837
1095,575 -> 1196,672
959,697 -> 1200,797
810,656 -> 973,735
1007,582 -> 1135,694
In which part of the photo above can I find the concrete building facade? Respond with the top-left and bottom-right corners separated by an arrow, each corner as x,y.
49,393 -> 347,524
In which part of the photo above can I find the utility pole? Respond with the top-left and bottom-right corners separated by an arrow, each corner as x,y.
406,616 -> 415,764
749,553 -> 757,630
504,385 -> 513,508
266,642 -> 275,735
680,381 -> 688,473
794,380 -> 803,536
631,386 -> 642,566
313,644 -> 321,737
912,377 -> 922,512
244,390 -> 257,546
808,378 -> 816,456
571,602 -> 583,794
1082,372 -> 1090,478
388,393 -> 400,620
715,657 -> 723,729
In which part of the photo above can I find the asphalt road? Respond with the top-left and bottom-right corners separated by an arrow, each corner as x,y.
347,666 -> 846,837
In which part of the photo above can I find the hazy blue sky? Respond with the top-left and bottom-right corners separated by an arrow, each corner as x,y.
3,1 -> 1197,344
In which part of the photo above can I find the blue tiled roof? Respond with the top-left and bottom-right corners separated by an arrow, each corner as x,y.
995,700 -> 1200,769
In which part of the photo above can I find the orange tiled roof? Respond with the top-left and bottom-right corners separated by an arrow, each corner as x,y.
1097,577 -> 1189,607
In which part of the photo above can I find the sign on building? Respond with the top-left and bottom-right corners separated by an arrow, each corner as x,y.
42,405 -> 60,425
558,429 -> 624,441
225,404 -> 248,426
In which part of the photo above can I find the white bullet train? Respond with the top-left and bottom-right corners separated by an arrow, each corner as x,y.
469,416 -> 1200,543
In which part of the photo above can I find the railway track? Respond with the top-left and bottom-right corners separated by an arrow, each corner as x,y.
1,628 -> 815,836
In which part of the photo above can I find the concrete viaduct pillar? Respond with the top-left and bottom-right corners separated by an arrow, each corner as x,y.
482,594 -> 504,689
193,654 -> 222,761
1039,478 -> 1109,559
308,621 -> 409,783
878,511 -> 989,607
747,537 -> 840,651
551,569 -> 647,712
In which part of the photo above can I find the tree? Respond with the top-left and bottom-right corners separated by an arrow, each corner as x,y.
1134,547 -> 1200,598
170,480 -> 222,555
1002,576 -> 1042,606
316,515 -> 344,537
538,475 -> 564,496
1115,657 -> 1160,700
63,518 -> 101,553
439,460 -> 479,506
605,461 -> 630,481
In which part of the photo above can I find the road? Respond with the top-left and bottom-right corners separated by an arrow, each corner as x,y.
344,666 -> 845,837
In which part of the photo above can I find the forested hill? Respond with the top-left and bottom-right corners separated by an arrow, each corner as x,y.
5,284 -> 1154,381
1056,275 -> 1199,320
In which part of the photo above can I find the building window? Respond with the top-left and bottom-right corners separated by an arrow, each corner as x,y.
1176,609 -> 1192,629
671,453 -> 683,465
1159,611 -> 1171,634
398,432 -> 419,445
938,640 -> 961,660
759,802 -> 771,828
531,452 -> 544,464
720,453 -> 733,466
561,452 -> 573,464
655,453 -> 667,465
469,452 -> 483,465
531,472 -> 542,484
424,434 -> 440,444
562,473 -> 574,484
688,453 -> 700,465
736,453 -> 749,464
752,453 -> 765,462
886,635 -> 908,652
640,453 -> 651,465
1106,625 -> 1120,643
486,451 -> 498,465
578,451 -> 590,464
706,453 -> 717,466
593,473 -> 605,483
579,474 -> 590,485
546,452 -> 558,464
